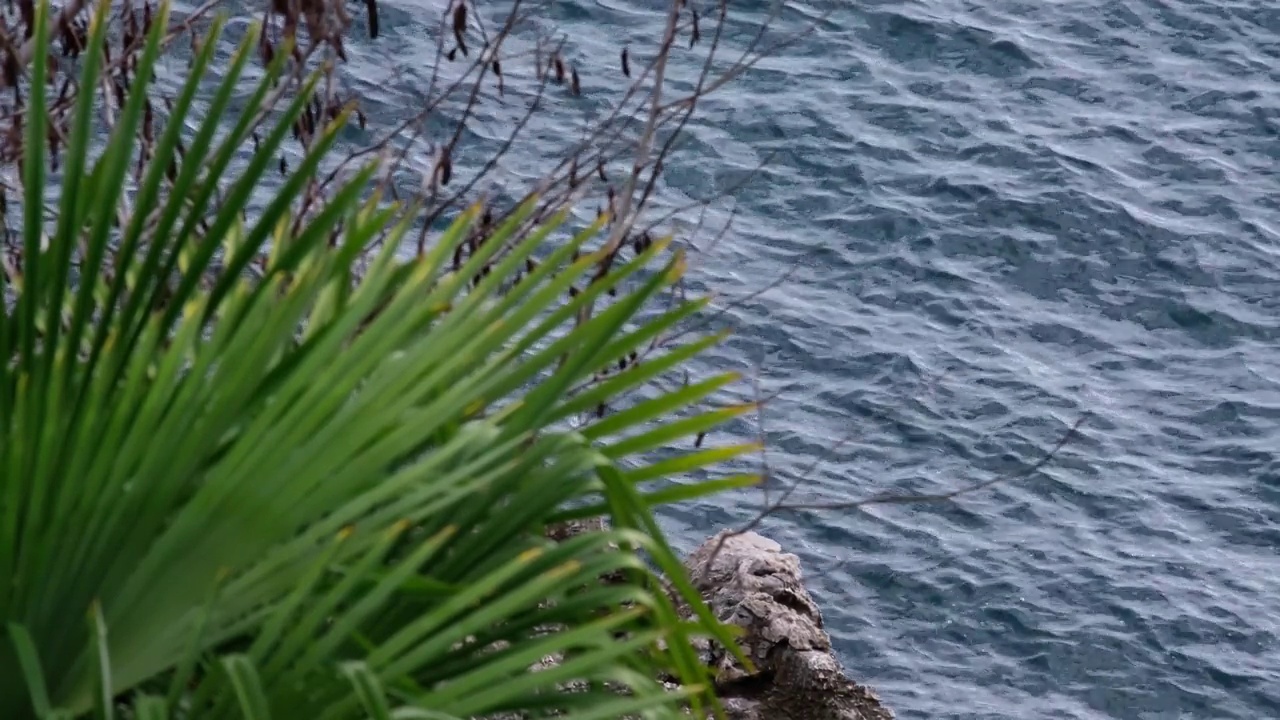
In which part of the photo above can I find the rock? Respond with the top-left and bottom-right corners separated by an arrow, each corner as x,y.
544,516 -> 607,542
488,525 -> 895,720
681,530 -> 894,720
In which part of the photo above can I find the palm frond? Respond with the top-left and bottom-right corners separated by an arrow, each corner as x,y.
0,2 -> 756,718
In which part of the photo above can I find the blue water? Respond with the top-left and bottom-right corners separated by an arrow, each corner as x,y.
238,0 -> 1280,716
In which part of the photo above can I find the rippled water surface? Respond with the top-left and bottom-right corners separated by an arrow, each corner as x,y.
255,0 -> 1280,716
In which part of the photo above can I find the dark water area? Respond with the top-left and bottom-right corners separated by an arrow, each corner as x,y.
196,0 -> 1280,716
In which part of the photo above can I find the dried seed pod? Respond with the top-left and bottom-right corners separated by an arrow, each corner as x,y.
570,66 -> 581,95
597,160 -> 607,182
438,147 -> 452,186
366,0 -> 379,38
59,20 -> 79,56
452,2 -> 468,56
48,126 -> 59,172
123,6 -> 136,50
3,54 -> 18,88
621,46 -> 631,77
690,8 -> 700,47
552,54 -> 565,84
111,74 -> 125,108
695,431 -> 706,448
298,106 -> 313,139
452,2 -> 467,37
143,99 -> 154,142
168,144 -> 183,181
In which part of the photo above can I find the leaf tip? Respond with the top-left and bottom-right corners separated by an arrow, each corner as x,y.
549,560 -> 582,579
665,250 -> 687,283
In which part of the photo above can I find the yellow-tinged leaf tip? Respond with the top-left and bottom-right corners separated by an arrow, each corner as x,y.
337,525 -> 356,540
665,250 -> 688,283
88,0 -> 109,32
548,560 -> 583,579
518,547 -> 545,563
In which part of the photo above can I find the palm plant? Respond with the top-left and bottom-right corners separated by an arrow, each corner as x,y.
0,1 -> 759,718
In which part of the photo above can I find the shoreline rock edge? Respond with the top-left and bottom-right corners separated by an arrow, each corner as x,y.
678,530 -> 893,720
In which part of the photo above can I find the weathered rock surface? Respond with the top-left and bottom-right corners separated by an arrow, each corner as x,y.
680,530 -> 894,720
489,523 -> 894,719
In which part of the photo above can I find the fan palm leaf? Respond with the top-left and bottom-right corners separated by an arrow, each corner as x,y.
0,2 -> 756,718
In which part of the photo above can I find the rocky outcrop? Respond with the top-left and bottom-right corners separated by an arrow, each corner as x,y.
679,530 -> 893,720
501,523 -> 894,719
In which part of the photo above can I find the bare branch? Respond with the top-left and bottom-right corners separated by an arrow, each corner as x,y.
702,412 -> 1091,571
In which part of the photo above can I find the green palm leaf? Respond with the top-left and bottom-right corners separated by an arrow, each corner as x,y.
1,2 -> 757,718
